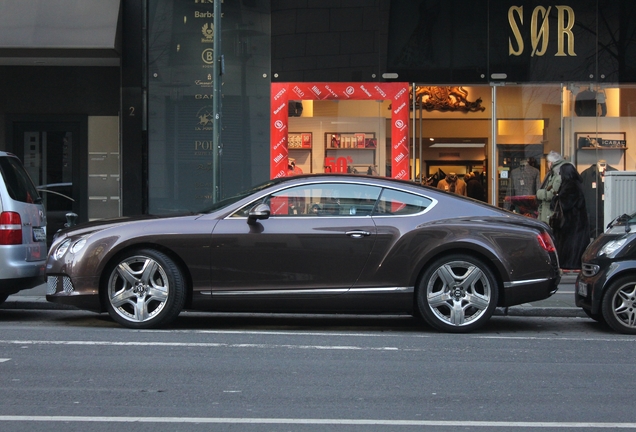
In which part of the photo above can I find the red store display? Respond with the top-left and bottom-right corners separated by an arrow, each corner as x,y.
270,82 -> 410,180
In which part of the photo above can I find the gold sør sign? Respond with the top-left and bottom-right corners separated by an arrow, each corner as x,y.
508,5 -> 576,57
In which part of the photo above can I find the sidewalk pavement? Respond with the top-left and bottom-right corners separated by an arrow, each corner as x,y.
0,273 -> 586,318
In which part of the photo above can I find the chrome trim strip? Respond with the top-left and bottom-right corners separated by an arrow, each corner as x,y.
503,278 -> 549,288
210,286 -> 413,296
349,287 -> 413,294
214,288 -> 349,296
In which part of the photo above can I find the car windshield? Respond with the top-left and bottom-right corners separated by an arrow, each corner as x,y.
201,178 -> 283,213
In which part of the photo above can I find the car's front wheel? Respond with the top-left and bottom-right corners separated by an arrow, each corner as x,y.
417,255 -> 498,333
103,249 -> 186,329
601,275 -> 636,334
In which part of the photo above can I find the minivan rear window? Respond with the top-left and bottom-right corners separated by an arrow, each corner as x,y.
0,156 -> 41,204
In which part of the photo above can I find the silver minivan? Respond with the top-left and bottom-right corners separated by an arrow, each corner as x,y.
0,151 -> 47,304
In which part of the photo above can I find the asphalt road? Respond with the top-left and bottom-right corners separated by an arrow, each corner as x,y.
0,307 -> 634,432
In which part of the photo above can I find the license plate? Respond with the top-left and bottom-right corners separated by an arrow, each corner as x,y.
578,281 -> 588,297
33,227 -> 46,242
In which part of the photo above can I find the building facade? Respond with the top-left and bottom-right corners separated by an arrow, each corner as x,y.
1,0 -> 635,239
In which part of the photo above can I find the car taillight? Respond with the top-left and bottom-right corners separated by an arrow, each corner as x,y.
537,231 -> 556,253
0,211 -> 23,245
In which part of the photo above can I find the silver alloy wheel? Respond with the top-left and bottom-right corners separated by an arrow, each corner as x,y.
107,255 -> 170,323
605,280 -> 636,332
425,260 -> 492,328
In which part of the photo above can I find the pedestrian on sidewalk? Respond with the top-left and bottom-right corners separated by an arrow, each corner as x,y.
552,163 -> 590,270
536,151 -> 565,224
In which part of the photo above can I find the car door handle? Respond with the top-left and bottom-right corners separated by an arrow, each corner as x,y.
346,230 -> 371,238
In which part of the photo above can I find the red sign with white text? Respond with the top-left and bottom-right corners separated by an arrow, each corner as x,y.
270,82 -> 410,180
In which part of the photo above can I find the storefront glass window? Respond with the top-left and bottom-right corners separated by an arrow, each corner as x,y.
410,85 -> 491,203
286,100 -> 389,177
565,83 -> 636,237
147,0 -> 270,214
494,85 -> 562,217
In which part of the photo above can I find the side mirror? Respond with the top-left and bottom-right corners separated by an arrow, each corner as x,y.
247,203 -> 270,224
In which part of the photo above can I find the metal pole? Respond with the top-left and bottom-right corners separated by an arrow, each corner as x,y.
212,0 -> 222,202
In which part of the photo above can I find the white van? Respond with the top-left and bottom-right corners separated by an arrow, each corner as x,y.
0,151 -> 47,304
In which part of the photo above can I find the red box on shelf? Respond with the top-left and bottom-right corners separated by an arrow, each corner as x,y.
302,133 -> 312,148
355,133 -> 365,148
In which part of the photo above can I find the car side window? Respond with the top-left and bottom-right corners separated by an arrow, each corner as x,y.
374,188 -> 432,216
234,183 -> 381,217
0,156 -> 41,204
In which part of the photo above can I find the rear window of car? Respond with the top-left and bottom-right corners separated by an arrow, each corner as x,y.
0,156 -> 41,204
374,188 -> 433,215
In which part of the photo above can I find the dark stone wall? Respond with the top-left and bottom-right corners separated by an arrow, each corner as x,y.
271,0 -> 390,82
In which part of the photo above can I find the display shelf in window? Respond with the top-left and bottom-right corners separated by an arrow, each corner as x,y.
326,132 -> 376,149
288,132 -> 312,149
575,132 -> 626,170
324,132 -> 376,174
288,132 -> 312,174
576,132 -> 626,150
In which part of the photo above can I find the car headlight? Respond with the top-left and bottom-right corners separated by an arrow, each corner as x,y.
70,238 -> 87,254
599,238 -> 627,258
53,237 -> 87,259
54,239 -> 72,260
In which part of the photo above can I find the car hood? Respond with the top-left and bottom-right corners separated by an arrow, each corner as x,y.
52,213 -> 200,241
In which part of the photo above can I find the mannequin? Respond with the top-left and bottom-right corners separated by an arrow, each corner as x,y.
505,159 -> 541,210
287,157 -> 303,176
580,159 -> 616,237
437,172 -> 467,196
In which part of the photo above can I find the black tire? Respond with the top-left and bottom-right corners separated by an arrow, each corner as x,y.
583,307 -> 605,323
0,294 -> 8,305
103,249 -> 186,329
601,275 -> 636,335
417,254 -> 498,333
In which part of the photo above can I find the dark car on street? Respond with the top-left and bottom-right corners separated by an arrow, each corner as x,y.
45,174 -> 560,332
576,211 -> 636,334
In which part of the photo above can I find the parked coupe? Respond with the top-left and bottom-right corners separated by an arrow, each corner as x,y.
576,211 -> 636,334
46,174 -> 560,332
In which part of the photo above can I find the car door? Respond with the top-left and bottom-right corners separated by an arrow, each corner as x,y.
209,182 -> 381,293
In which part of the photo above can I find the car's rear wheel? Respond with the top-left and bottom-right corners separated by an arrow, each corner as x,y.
103,249 -> 186,329
601,275 -> 636,334
417,255 -> 498,333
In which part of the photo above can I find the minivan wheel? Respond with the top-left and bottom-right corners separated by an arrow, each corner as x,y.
601,276 -> 636,334
417,255 -> 498,333
103,249 -> 186,329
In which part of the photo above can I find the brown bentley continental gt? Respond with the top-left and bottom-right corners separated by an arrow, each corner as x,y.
46,174 -> 560,332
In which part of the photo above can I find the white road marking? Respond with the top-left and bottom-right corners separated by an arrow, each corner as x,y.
0,335 -> 633,353
0,416 -> 634,428
141,328 -> 635,343
0,359 -> 10,362
0,340 -> 400,351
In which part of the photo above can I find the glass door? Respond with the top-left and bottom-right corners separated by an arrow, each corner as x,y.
12,122 -> 80,246
410,84 -> 492,202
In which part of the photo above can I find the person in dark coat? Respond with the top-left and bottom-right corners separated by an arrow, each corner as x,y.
553,163 -> 590,269
465,172 -> 486,202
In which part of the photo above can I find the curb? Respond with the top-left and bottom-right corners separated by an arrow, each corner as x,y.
0,297 -> 77,311
495,306 -> 587,318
